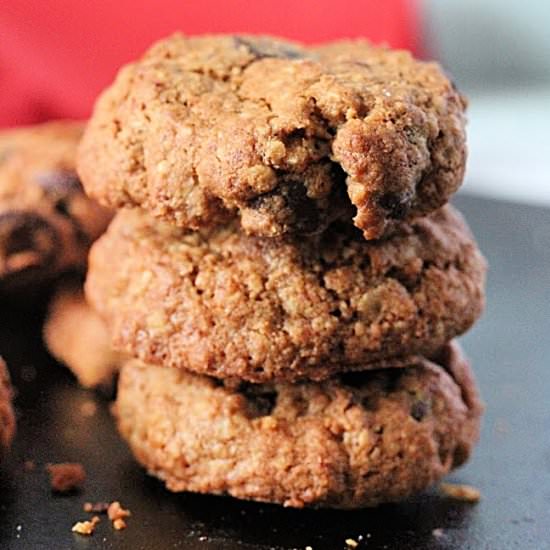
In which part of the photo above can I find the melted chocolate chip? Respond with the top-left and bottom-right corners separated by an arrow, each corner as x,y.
411,399 -> 429,421
284,184 -> 321,234
378,191 -> 410,220
0,211 -> 59,273
239,383 -> 277,417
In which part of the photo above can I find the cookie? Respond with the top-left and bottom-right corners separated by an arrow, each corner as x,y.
86,205 -> 486,383
0,121 -> 112,291
78,34 -> 466,240
0,358 -> 15,456
43,279 -> 123,388
115,342 -> 482,508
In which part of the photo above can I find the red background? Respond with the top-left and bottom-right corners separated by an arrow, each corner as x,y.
0,0 -> 419,127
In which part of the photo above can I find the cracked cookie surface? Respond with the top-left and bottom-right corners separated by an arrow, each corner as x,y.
115,342 -> 483,508
85,205 -> 486,382
78,34 -> 467,239
0,121 -> 112,291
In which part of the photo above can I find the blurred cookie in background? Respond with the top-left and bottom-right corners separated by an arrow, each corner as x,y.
43,277 -> 123,389
0,121 -> 112,295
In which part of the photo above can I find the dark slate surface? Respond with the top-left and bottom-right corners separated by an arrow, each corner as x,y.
0,194 -> 549,550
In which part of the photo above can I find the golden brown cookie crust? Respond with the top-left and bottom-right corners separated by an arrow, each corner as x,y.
0,121 -> 112,291
43,279 -> 123,388
115,342 -> 483,509
0,358 -> 15,455
78,34 -> 466,240
86,205 -> 486,382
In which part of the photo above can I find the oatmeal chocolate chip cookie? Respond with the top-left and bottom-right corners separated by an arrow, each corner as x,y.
78,34 -> 466,239
0,121 -> 112,291
115,342 -> 483,509
44,279 -> 124,388
0,358 -> 15,456
86,205 -> 486,383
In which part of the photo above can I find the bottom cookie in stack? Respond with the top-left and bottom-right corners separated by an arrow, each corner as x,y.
0,358 -> 16,459
115,342 -> 482,509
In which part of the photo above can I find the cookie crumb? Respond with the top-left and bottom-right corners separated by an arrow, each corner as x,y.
113,518 -> 127,531
72,516 -> 100,536
107,501 -> 131,521
80,400 -> 97,417
345,539 -> 359,548
440,482 -> 481,502
47,463 -> 86,493
84,501 -> 109,513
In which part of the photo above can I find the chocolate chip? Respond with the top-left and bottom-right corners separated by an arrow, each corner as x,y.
210,377 -> 225,388
284,184 -> 321,234
340,371 -> 368,389
0,211 -> 59,274
378,191 -> 400,210
284,128 -> 306,142
381,370 -> 402,393
239,383 -> 277,417
54,200 -> 71,217
233,36 -> 305,60
411,399 -> 429,421
378,191 -> 410,219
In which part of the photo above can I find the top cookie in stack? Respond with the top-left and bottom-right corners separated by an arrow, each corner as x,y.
78,34 -> 467,241
80,34 -> 482,384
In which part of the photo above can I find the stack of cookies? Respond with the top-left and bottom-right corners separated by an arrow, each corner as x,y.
78,35 -> 486,508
